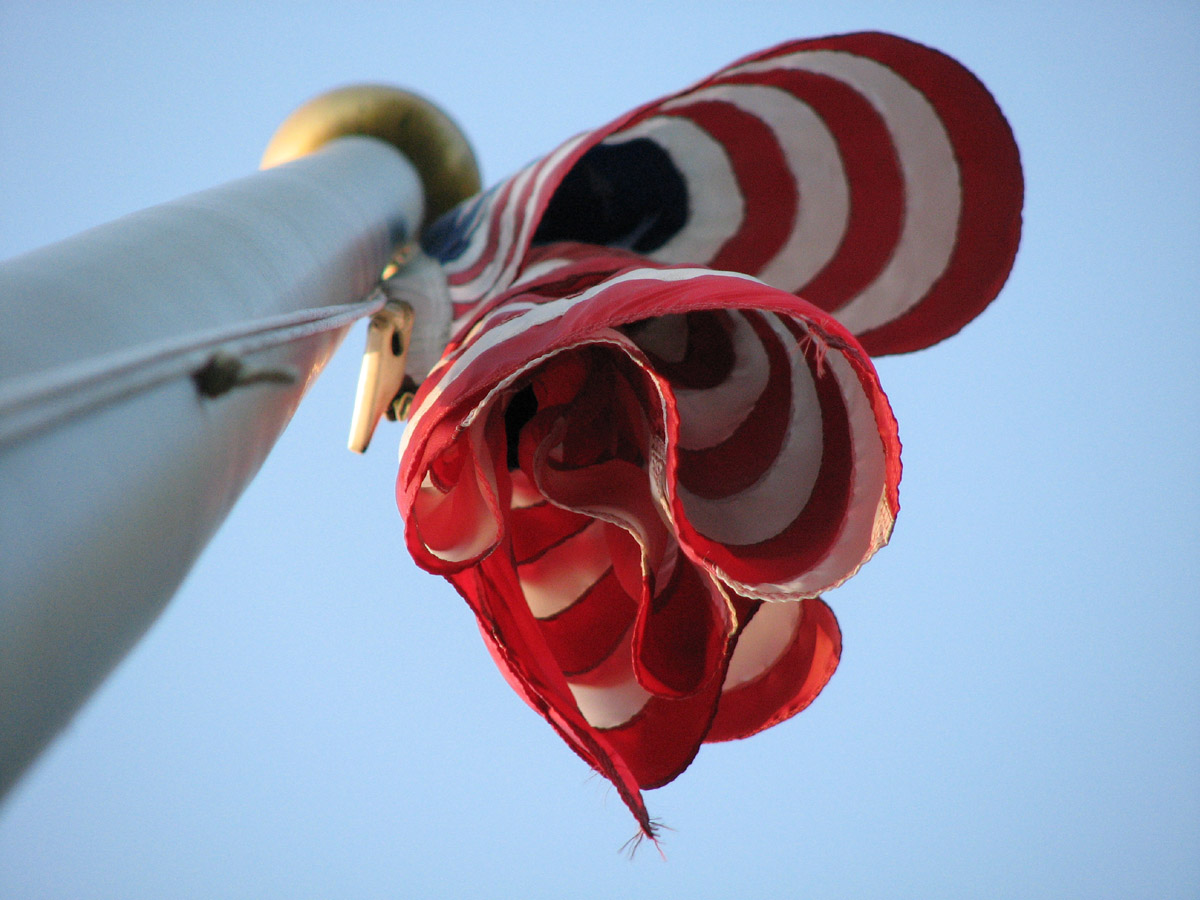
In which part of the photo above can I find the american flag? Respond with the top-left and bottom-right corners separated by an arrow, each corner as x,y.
398,32 -> 1022,839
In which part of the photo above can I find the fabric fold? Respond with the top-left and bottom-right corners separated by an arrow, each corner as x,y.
397,31 -> 1022,839
398,249 -> 900,835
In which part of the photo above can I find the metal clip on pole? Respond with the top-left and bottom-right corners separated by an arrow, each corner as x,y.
262,85 -> 478,455
347,246 -> 453,452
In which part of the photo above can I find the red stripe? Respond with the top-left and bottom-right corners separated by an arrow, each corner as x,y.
782,33 -> 1023,353
665,99 -> 797,275
720,68 -> 905,310
639,308 -> 734,390
536,568 -> 637,677
448,163 -> 543,294
597,649 -> 728,789
446,181 -> 513,287
632,552 -> 731,698
675,311 -> 791,498
673,317 -> 854,584
464,556 -> 655,833
510,503 -> 591,566
706,596 -> 842,742
397,34 -> 1019,840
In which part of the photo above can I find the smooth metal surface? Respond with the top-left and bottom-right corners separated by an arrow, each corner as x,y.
0,136 -> 423,798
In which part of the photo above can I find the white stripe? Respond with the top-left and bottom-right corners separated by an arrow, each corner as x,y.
726,349 -> 889,600
567,630 -> 651,729
736,50 -> 961,333
505,255 -> 575,291
508,468 -> 543,509
519,520 -> 611,619
443,132 -> 589,304
723,599 -> 801,690
438,188 -> 501,278
670,310 -> 770,450
673,313 -> 823,545
604,116 -> 744,265
788,349 -> 890,590
412,416 -> 501,564
425,267 -> 759,421
450,162 -> 539,301
568,676 -> 651,730
625,313 -> 688,363
660,83 -> 850,291
483,133 -> 593,302
451,299 -> 541,354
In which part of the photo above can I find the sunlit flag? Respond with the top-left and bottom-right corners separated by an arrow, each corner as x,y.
399,32 -> 1023,839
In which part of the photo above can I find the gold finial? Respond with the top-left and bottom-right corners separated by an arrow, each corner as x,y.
261,84 -> 482,230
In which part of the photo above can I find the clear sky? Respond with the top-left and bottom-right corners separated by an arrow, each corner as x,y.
2,2 -> 1198,898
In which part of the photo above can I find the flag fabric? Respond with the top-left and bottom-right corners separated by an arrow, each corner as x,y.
398,32 -> 1023,839
421,31 -> 1022,356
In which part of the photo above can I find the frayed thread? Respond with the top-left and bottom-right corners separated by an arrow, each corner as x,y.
796,322 -> 830,377
620,819 -> 673,861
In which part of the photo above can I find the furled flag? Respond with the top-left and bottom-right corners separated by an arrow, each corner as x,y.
397,32 -> 1022,840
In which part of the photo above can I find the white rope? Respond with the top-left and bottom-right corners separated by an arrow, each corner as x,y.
0,287 -> 386,448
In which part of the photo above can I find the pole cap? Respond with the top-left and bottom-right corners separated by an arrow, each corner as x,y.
261,84 -> 482,231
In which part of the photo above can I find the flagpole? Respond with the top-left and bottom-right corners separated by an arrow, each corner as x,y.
0,87 -> 479,799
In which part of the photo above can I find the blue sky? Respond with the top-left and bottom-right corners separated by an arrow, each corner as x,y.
2,2 -> 1198,898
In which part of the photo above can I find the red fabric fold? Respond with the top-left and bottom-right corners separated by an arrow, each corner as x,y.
398,250 -> 900,836
398,31 -> 1022,839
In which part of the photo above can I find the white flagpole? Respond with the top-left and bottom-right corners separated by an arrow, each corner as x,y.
0,87 -> 479,798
